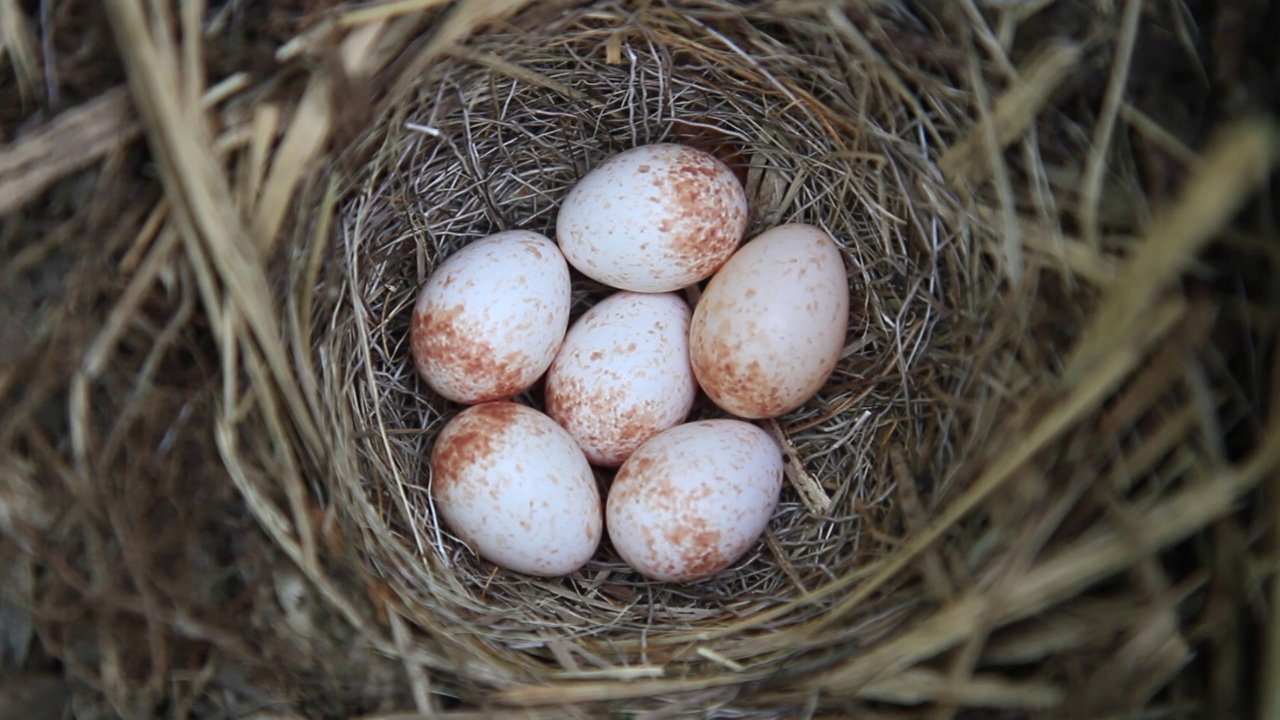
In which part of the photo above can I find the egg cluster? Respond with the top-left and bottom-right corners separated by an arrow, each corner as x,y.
410,144 -> 849,582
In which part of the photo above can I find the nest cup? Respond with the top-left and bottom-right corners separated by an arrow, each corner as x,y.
329,1 -> 1014,695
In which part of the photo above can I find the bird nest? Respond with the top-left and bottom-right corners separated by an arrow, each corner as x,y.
1,1 -> 1278,718
336,5 -> 970,634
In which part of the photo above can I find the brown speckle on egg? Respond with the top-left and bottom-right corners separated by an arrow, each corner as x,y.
609,405 -> 663,458
606,420 -> 783,583
409,231 -> 571,404
555,144 -> 748,293
660,148 -> 747,281
617,451 -> 656,482
547,370 -> 661,467
430,402 -> 522,490
689,223 -> 849,419
691,331 -> 787,419
544,292 -> 696,467
672,525 -> 726,582
429,403 -> 601,577
411,304 -> 529,403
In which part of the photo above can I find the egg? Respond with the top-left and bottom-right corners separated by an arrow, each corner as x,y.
545,292 -> 697,467
411,231 -> 571,404
606,420 -> 783,582
689,223 -> 849,419
429,402 -> 602,577
556,144 -> 748,293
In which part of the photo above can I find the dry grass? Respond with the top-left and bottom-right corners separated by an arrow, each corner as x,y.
330,5 -> 972,664
0,0 -> 1277,718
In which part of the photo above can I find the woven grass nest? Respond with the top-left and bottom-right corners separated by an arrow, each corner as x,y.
2,1 -> 1280,718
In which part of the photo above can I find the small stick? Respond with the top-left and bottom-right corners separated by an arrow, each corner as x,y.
764,527 -> 809,594
764,419 -> 833,515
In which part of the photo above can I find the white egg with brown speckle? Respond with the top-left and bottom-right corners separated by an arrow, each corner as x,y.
556,144 -> 748,293
430,402 -> 601,577
690,223 -> 849,419
545,291 -> 697,467
606,419 -> 783,582
410,231 -> 571,404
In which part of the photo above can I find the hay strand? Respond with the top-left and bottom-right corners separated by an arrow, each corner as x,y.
0,0 -> 41,107
1078,0 -> 1144,249
804,420 -> 1280,689
938,40 -> 1081,186
1066,118 -> 1279,384
0,87 -> 138,215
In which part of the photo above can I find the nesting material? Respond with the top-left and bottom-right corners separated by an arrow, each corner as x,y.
319,2 -> 1277,709
1,1 -> 1278,718
332,6 -> 964,642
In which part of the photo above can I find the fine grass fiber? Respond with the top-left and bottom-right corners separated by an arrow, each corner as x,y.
1,1 -> 1278,718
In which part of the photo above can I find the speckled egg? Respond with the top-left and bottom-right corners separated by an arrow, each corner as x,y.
430,402 -> 602,577
545,292 -> 697,467
410,231 -> 571,404
690,223 -> 849,419
606,420 -> 783,582
556,144 -> 748,293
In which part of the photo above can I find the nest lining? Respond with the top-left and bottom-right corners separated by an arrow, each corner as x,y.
320,5 -> 1004,673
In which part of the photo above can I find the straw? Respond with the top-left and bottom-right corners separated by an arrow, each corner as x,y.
0,1 -> 1275,717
